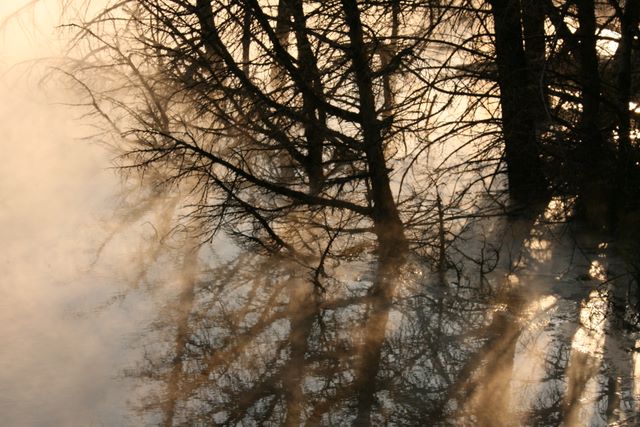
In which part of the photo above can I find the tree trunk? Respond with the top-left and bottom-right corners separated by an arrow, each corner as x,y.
489,0 -> 547,206
522,0 -> 548,130
340,0 -> 407,257
289,0 -> 326,194
574,0 -> 615,228
340,2 -> 408,424
613,0 -> 640,222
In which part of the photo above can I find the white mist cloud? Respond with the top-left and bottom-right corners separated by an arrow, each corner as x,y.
0,3 -> 153,425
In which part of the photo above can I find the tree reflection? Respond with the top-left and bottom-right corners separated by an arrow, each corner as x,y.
128,247 -> 489,425
125,203 -> 640,426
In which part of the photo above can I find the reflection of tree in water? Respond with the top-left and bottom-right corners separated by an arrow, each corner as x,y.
128,245 -> 496,425
127,208 -> 640,426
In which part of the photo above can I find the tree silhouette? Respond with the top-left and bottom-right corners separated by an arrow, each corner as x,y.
64,0 -> 640,425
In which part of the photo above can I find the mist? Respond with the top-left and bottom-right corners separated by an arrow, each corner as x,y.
0,3 -> 153,425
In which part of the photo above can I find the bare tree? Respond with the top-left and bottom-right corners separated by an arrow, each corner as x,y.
67,1 -> 467,424
63,0 -> 640,425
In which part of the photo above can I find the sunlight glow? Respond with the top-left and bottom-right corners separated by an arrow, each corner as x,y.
634,340 -> 640,411
588,260 -> 607,282
541,196 -> 575,222
596,29 -> 620,57
572,289 -> 609,357
511,295 -> 558,419
522,295 -> 558,321
562,289 -> 611,425
524,236 -> 552,262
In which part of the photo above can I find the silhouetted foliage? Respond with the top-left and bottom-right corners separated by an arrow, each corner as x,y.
64,0 -> 640,425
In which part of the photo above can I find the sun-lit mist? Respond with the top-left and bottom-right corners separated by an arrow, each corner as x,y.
0,3 -> 156,425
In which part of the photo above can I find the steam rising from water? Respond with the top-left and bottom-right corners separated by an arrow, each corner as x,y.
0,4 -> 152,424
